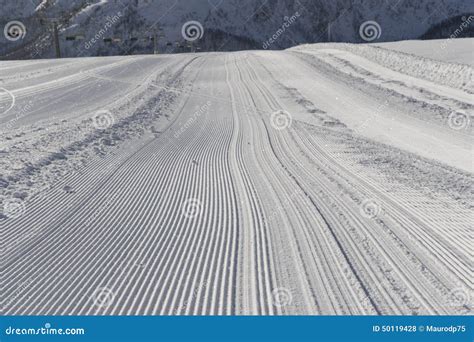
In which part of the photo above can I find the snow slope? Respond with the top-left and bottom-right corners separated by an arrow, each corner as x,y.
375,38 -> 474,66
1,41 -> 472,315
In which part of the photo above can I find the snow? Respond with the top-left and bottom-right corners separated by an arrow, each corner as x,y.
374,38 -> 474,66
74,0 -> 109,19
287,44 -> 472,172
34,0 -> 48,12
1,40 -> 472,315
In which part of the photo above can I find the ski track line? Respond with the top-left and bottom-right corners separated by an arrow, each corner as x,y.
242,53 -> 460,314
255,52 -> 470,313
2,50 -> 470,316
1,58 -> 139,105
1,57 -> 180,127
0,55 -> 241,316
229,54 -> 343,315
2,56 -> 206,316
240,55 -> 383,314
226,55 -> 284,315
260,51 -> 471,289
1,56 -> 193,245
308,49 -> 474,107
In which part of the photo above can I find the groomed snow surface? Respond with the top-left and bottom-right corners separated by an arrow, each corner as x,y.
1,39 -> 472,315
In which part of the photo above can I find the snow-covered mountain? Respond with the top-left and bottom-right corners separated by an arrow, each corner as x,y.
0,0 -> 473,59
